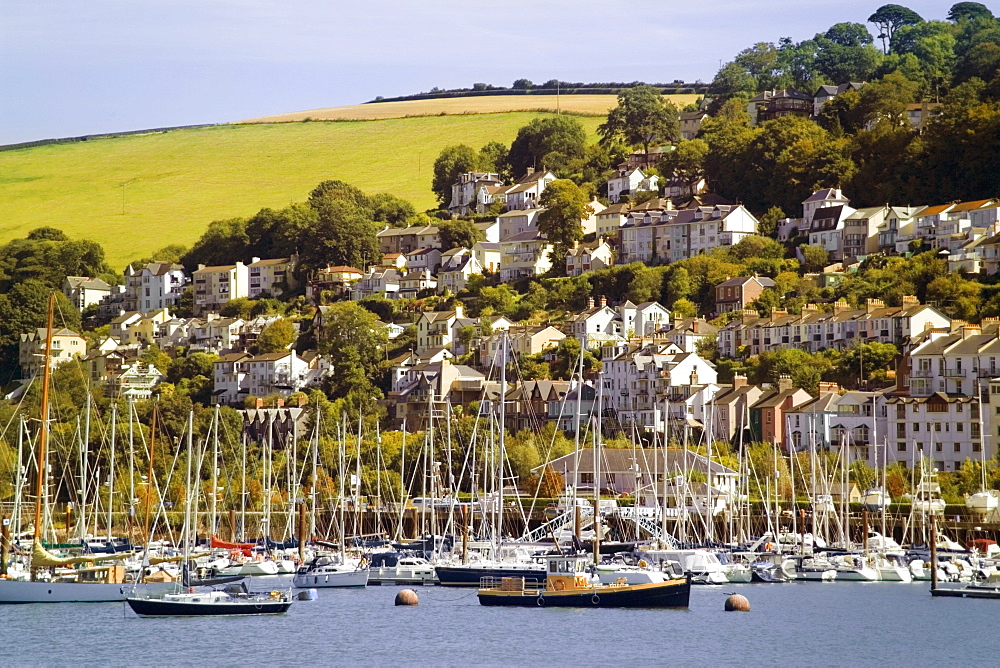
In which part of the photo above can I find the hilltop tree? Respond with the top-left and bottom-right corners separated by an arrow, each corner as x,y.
507,116 -> 587,177
948,2 -> 993,22
707,63 -> 758,114
868,5 -> 924,53
182,218 -> 250,271
598,84 -> 680,159
814,22 -> 883,83
432,145 -> 478,208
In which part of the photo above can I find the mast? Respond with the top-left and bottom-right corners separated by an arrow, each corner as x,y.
128,400 -> 135,531
593,370 -> 602,566
30,293 -> 56,580
571,339 -> 584,510
142,404 -> 158,552
497,331 -> 507,548
397,418 -> 406,541
240,432 -> 247,542
79,393 -> 91,539
210,405 -> 219,541
107,404 -> 116,540
183,411 -> 194,569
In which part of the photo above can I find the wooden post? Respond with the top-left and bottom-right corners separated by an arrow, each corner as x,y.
574,505 -> 581,542
592,498 -> 601,566
228,509 -> 236,541
930,520 -> 939,592
862,508 -> 869,553
298,502 -> 307,562
461,504 -> 469,564
1,516 -> 9,576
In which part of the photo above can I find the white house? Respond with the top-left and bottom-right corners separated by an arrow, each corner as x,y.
63,276 -> 112,311
499,232 -> 553,282
18,327 -> 87,380
565,239 -> 614,277
606,168 -> 659,204
125,261 -> 188,314
505,170 -> 556,211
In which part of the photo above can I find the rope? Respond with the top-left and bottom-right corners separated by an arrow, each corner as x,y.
409,588 -> 477,602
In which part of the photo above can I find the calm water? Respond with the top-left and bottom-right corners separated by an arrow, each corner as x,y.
0,578 -> 991,667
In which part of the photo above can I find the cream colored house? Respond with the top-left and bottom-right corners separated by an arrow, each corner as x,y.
193,261 -> 249,312
19,327 -> 87,380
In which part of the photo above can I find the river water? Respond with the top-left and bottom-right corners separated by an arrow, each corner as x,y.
0,578 -> 990,666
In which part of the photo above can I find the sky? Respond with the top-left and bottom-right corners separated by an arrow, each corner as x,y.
0,0 -> 971,145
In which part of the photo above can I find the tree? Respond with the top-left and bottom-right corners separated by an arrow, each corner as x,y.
0,279 -> 81,381
734,42 -> 784,90
368,193 -> 416,225
438,219 -> 485,250
431,145 -> 478,208
800,245 -> 830,272
729,235 -> 786,261
599,85 -> 680,159
537,180 -> 592,259
512,79 -> 534,89
671,298 -> 697,318
305,195 -> 381,271
659,139 -> 708,192
707,63 -> 758,114
814,23 -> 883,83
758,206 -> 786,237
868,5 -> 924,53
181,218 -> 249,271
550,337 -> 600,379
478,141 -> 509,179
253,318 -> 297,354
507,116 -> 587,177
948,2 -> 993,22
315,302 -> 389,397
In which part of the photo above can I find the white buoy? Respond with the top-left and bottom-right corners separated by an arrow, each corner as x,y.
297,589 -> 318,601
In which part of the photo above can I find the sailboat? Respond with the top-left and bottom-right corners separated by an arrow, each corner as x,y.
966,385 -> 998,516
127,412 -> 293,616
0,294 -> 163,603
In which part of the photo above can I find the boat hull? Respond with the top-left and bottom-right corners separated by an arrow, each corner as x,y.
126,597 -> 291,616
0,580 -> 169,604
292,568 -> 369,588
436,565 -> 546,587
479,579 -> 691,608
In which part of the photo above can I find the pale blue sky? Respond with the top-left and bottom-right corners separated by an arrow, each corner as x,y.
0,0 -> 973,144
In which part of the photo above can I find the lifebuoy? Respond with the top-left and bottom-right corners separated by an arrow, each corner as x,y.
553,580 -> 565,591
536,596 -> 545,607
637,559 -> 648,568
591,594 -> 600,606
764,542 -> 773,552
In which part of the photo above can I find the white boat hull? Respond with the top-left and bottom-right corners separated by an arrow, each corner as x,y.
878,566 -> 913,583
835,566 -> 880,581
293,568 -> 369,588
0,580 -> 170,603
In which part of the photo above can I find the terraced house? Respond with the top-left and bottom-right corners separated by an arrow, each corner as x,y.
618,201 -> 759,264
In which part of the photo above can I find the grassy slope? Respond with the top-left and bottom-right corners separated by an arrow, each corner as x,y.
238,93 -> 701,123
0,112 -> 602,268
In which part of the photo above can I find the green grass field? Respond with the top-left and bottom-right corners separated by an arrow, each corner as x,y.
0,112 -> 603,268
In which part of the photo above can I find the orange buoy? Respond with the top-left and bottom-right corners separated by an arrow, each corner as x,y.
395,589 -> 419,606
725,594 -> 750,612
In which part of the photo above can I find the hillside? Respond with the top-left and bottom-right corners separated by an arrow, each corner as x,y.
0,111 -> 604,268
236,94 -> 700,123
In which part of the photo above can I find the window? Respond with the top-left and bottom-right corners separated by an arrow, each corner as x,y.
935,423 -> 942,432
914,423 -> 920,432
954,443 -> 961,453
580,473 -> 594,484
974,441 -> 982,453
957,423 -> 964,432
935,442 -> 943,452
897,442 -> 907,452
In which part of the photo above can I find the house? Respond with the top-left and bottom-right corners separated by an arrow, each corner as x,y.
663,174 -> 707,200
116,361 -> 165,400
499,232 -> 553,282
189,315 -> 244,354
497,208 -> 542,241
404,248 -> 442,275
398,270 -> 437,299
504,379 -> 572,432
350,268 -> 402,300
388,358 -> 487,429
380,253 -> 407,271
808,204 -> 856,261
714,275 -> 777,314
18,327 -> 87,380
785,385 -> 884,462
475,218 -> 500,243
308,265 -> 363,300
601,341 -> 719,434
619,301 -> 673,338
905,102 -> 941,130
618,146 -> 671,170
565,239 -> 614,277
619,203 -> 759,264
192,262 -> 249,313
415,304 -> 475,355
748,88 -> 813,125
813,82 -> 864,117
606,168 -> 659,204
480,324 -> 566,366
595,203 -> 631,238
662,317 -> 717,353
717,296 -> 950,359
117,308 -> 172,347
880,205 -> 926,253
679,110 -> 708,140
437,249 -> 484,295
241,404 -> 311,447
564,297 -> 620,350
124,261 -> 187,313
240,350 -> 313,399
841,206 -> 888,261
247,255 -> 298,299
213,352 -> 252,405
472,242 -> 501,274
886,391 -> 985,471
505,170 -> 556,211
710,376 -> 766,442
376,225 -> 442,255
449,172 -> 504,216
63,276 -> 112,311
748,378 -> 812,445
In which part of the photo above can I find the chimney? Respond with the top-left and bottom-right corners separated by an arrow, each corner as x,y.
587,296 -> 595,309
526,167 -> 535,176
866,298 -> 885,314
252,257 -> 261,264
255,398 -> 264,409
901,295 -> 919,307
664,199 -> 674,211
690,369 -> 699,386
276,397 -> 285,408
818,381 -> 840,395
692,319 -> 700,334
962,324 -> 982,340
198,264 -> 206,271
777,375 -> 793,392
599,296 -> 607,308
733,374 -> 747,388
455,303 -> 464,319
833,300 -> 850,314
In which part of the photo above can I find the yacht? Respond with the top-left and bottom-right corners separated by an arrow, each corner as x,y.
293,553 -> 369,588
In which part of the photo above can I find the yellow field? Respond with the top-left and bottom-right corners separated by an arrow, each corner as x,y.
237,94 -> 702,123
